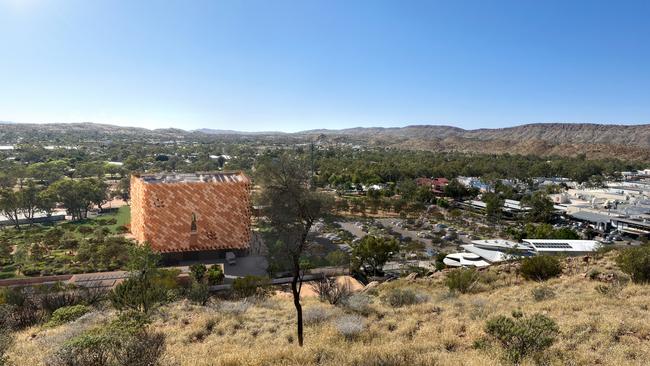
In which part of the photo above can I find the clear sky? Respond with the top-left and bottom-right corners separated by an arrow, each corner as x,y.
1,0 -> 649,132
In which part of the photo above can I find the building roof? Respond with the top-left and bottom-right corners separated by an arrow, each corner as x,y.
415,177 -> 434,186
462,239 -> 534,263
443,252 -> 490,267
471,239 -> 532,250
522,239 -> 601,252
461,244 -> 533,263
136,171 -> 249,184
611,217 -> 650,228
569,211 -> 613,224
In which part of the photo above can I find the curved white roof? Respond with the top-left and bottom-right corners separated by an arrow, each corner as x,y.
443,252 -> 490,268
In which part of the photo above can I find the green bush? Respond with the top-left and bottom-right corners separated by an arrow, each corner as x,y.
445,268 -> 480,293
587,268 -> 602,280
190,263 -> 207,283
188,281 -> 210,305
109,276 -> 167,313
46,313 -> 165,366
109,245 -> 170,313
0,288 -> 41,329
616,245 -> 650,283
341,293 -> 374,316
47,333 -> 111,366
232,275 -> 270,299
485,312 -> 559,364
530,286 -> 555,301
47,305 -> 91,327
519,255 -> 562,281
206,265 -> 224,285
112,330 -> 165,366
77,226 -> 94,235
0,306 -> 12,366
434,252 -> 447,271
380,288 -> 428,308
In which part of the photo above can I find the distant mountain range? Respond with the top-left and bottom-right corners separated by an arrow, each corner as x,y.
0,121 -> 648,160
195,128 -> 285,135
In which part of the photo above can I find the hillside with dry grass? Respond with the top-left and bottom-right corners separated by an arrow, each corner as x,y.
6,251 -> 650,366
303,123 -> 650,161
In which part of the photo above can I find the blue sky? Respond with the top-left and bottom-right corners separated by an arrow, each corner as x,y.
1,0 -> 649,132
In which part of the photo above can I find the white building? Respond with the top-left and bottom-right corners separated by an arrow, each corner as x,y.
522,239 -> 601,255
461,239 -> 534,263
443,252 -> 490,268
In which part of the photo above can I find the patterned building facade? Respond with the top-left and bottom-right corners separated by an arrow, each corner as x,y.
130,172 -> 251,253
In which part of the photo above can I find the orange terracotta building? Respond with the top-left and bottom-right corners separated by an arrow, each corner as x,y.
130,172 -> 252,254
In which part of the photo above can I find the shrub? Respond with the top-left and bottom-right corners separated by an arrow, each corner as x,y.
190,263 -> 207,283
341,293 -> 373,316
77,226 -> 94,235
0,287 -> 29,307
112,331 -> 165,366
485,312 -> 559,364
219,300 -> 250,316
46,333 -> 112,366
616,245 -> 650,283
519,255 -> 562,281
46,312 -> 164,366
311,277 -> 352,305
595,282 -> 625,298
232,275 -> 270,299
303,306 -> 332,325
335,315 -> 364,341
40,287 -> 105,315
188,281 -> 210,305
587,268 -> 602,280
110,245 -> 169,313
380,288 -> 428,308
0,288 -> 41,329
188,319 -> 217,343
0,309 -> 11,366
531,286 -> 556,301
109,276 -> 167,313
445,268 -> 480,293
47,305 -> 91,327
206,265 -> 224,285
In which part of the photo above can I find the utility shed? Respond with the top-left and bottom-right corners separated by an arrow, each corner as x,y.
130,172 -> 252,253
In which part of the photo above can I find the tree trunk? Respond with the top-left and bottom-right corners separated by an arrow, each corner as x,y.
291,269 -> 304,346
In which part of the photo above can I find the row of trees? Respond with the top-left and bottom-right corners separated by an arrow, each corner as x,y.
0,160 -> 123,190
0,178 -> 108,227
315,148 -> 639,189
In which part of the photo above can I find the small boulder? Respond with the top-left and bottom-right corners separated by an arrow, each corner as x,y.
405,272 -> 418,281
362,281 -> 380,292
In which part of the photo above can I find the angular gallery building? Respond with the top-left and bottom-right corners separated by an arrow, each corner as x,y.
130,172 -> 252,257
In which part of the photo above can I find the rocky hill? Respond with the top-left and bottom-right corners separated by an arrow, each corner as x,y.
1,122 -> 647,160
301,123 -> 650,160
6,252 -> 650,366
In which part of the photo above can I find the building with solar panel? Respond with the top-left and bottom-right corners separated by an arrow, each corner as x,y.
522,239 -> 601,255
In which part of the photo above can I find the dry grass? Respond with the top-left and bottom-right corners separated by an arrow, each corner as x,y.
7,252 -> 650,365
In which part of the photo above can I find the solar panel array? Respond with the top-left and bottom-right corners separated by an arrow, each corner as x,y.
532,242 -> 573,249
